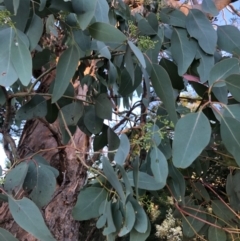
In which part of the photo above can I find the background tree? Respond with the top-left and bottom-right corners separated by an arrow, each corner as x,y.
0,0 -> 240,240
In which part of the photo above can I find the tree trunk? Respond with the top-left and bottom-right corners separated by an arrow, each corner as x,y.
0,69 -> 92,241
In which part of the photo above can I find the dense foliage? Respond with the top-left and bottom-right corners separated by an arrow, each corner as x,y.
1,0 -> 240,240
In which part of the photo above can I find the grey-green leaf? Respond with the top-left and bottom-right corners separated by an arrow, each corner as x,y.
186,9 -> 217,54
8,197 -> 56,241
217,25 -> 240,53
209,58 -> 240,87
4,162 -> 29,194
151,64 -> 178,125
0,227 -> 19,241
102,156 -> 125,201
115,134 -> 130,166
26,14 -> 43,51
173,112 -> 211,168
221,117 -> 240,166
150,146 -> 168,185
118,201 -> 135,236
11,31 -> 32,86
0,28 -> 18,87
88,22 -> 127,43
225,74 -> 240,102
127,171 -> 165,191
128,41 -> 146,69
171,28 -> 197,76
72,187 -> 108,221
201,0 -> 219,16
16,95 -> 47,120
208,226 -> 226,241
95,93 -> 112,120
52,45 -> 79,103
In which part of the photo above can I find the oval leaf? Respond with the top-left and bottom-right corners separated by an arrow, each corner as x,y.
173,112 -> 211,168
151,64 -> 178,125
225,74 -> 240,102
0,227 -> 19,241
150,146 -> 168,185
88,22 -> 127,43
128,41 -> 146,69
8,197 -> 56,241
52,45 -> 79,103
72,187 -> 108,221
209,58 -> 240,87
171,28 -> 197,76
186,9 -> 217,54
115,134 -> 130,166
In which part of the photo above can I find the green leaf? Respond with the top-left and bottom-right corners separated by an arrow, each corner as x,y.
171,28 -> 197,76
127,171 -> 165,191
212,200 -> 235,221
138,19 -> 157,35
0,28 -> 18,87
146,13 -> 158,33
16,95 -> 47,120
150,146 -> 168,184
73,29 -> 91,52
84,106 -> 103,134
26,14 -> 43,51
8,197 -> 56,241
186,9 -> 217,54
13,0 -> 20,15
150,124 -> 161,146
72,187 -> 108,221
222,104 -> 240,121
52,45 -> 79,103
0,227 -> 19,241
39,0 -> 47,11
118,201 -> 135,236
182,206 -> 206,238
118,165 -> 133,197
195,47 -> 214,83
94,0 -> 109,23
209,58 -> 240,87
103,201 -> 116,235
151,64 -> 178,125
128,41 -> 146,69
160,8 -> 186,28
201,0 -> 219,16
97,41 -> 111,59
111,201 -> 123,232
173,112 -> 211,168
73,0 -> 109,30
4,162 -> 29,194
115,134 -> 130,166
95,93 -> 112,120
221,117 -> 240,166
124,46 -> 135,84
73,0 -> 95,29
130,220 -> 151,241
118,65 -> 142,97
168,162 -> 185,204
58,101 -> 84,126
11,31 -> 32,86
225,74 -> 240,102
217,25 -> 240,53
108,127 -> 120,161
212,85 -> 228,104
208,226 -> 227,241
159,58 -> 184,90
192,181 -> 210,202
102,156 -> 125,201
88,22 -> 127,43
23,163 -> 56,208
129,197 -> 148,233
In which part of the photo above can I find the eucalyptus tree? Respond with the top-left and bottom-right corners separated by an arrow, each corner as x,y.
0,0 -> 240,240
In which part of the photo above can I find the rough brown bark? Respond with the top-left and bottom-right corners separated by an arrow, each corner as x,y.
0,68 -> 90,240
